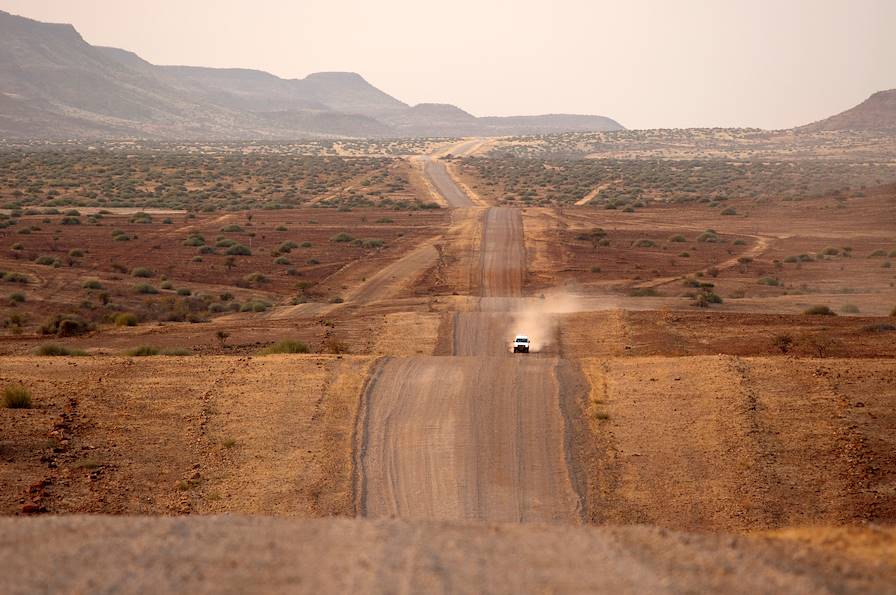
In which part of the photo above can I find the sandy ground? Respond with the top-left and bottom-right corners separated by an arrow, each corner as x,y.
0,356 -> 370,516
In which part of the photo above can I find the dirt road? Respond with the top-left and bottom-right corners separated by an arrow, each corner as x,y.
422,157 -> 474,207
356,163 -> 581,523
4,516 -> 890,594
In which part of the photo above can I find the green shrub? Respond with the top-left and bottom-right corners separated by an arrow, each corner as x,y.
226,244 -> 251,256
3,384 -> 31,409
260,340 -> 310,355
131,267 -> 153,278
221,224 -> 244,233
240,299 -> 272,312
721,207 -> 737,215
758,277 -> 780,286
134,284 -> 158,294
278,241 -> 298,253
868,249 -> 886,258
804,305 -> 836,316
176,288 -> 192,296
35,344 -> 86,356
183,235 -> 205,247
330,232 -> 354,243
114,312 -> 138,327
840,304 -> 860,314
274,256 -> 290,265
69,249 -> 84,258
669,234 -> 687,242
34,255 -> 59,267
635,239 -> 657,248
8,292 -> 25,303
628,288 -> 658,297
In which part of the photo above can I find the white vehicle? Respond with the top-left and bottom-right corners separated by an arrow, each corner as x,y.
512,335 -> 530,353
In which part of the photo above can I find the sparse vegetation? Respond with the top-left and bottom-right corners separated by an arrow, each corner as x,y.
260,340 -> 310,355
3,384 -> 32,409
35,344 -> 86,356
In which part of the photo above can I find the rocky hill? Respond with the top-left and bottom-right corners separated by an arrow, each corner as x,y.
799,89 -> 896,132
0,10 -> 624,139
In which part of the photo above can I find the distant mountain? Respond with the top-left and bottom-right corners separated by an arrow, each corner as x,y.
0,10 -> 624,139
799,90 -> 896,132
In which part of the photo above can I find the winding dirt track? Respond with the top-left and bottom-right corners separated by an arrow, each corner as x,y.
356,163 -> 581,523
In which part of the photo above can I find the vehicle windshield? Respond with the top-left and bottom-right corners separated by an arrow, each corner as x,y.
515,338 -> 529,343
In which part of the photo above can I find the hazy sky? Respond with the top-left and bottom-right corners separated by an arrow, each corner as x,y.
2,0 -> 894,129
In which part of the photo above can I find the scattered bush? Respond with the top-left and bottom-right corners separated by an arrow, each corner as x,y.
634,239 -> 657,248
331,232 -> 354,243
226,244 -> 251,256
241,299 -> 272,312
131,267 -> 153,278
804,305 -> 836,316
260,340 -> 310,355
3,384 -> 31,409
34,255 -> 60,267
126,346 -> 159,357
840,304 -> 860,314
41,314 -> 92,337
669,234 -> 687,242
221,224 -> 244,233
3,272 -> 29,283
134,284 -> 158,294
114,312 -> 138,327
242,272 -> 268,286
126,346 -> 191,357
720,207 -> 737,215
35,344 -> 86,356
8,292 -> 25,303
